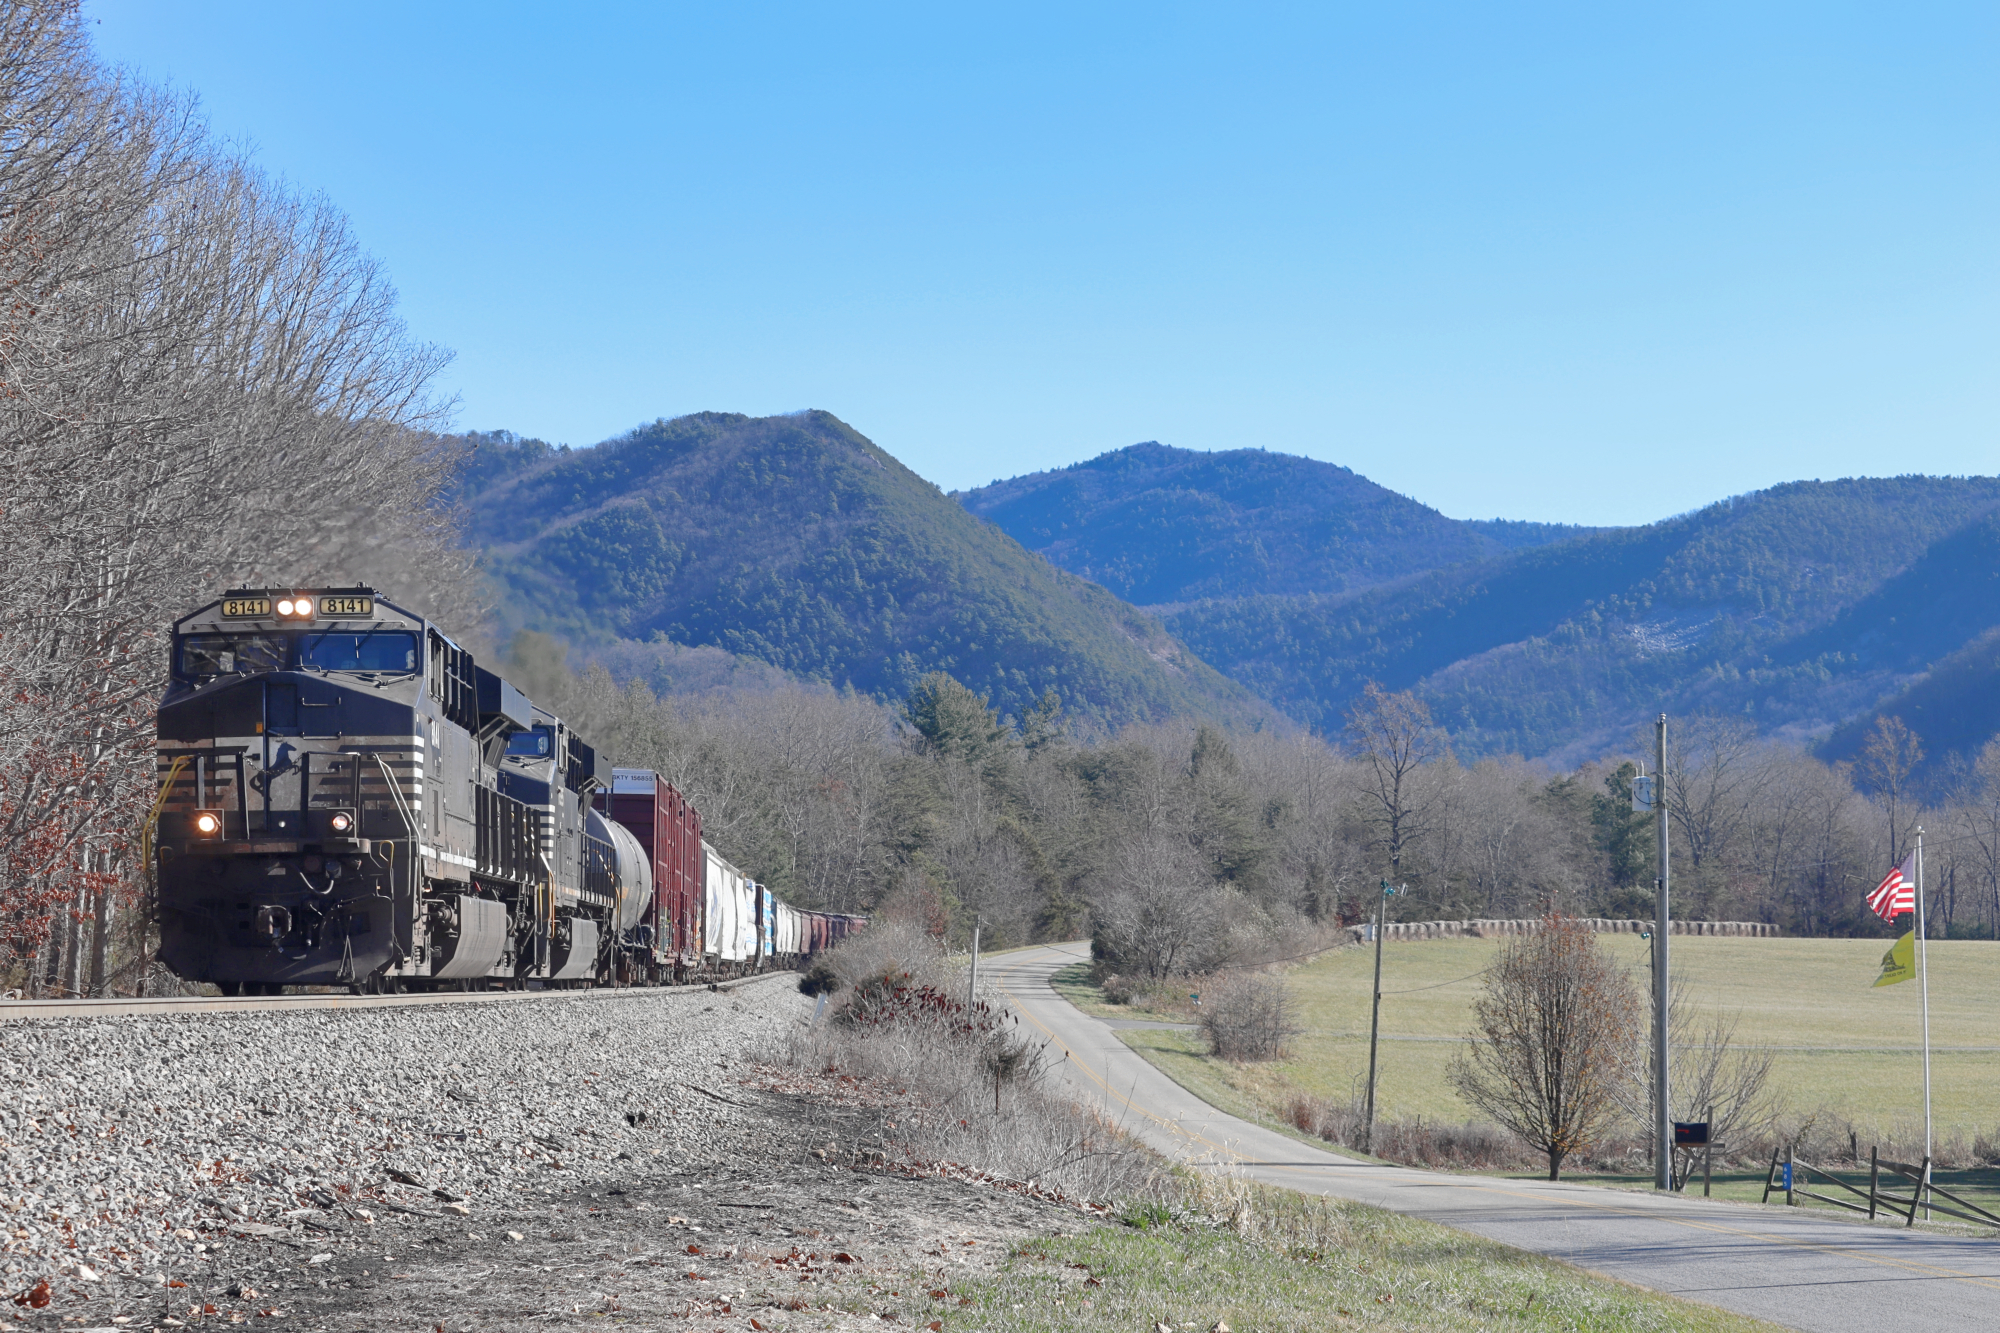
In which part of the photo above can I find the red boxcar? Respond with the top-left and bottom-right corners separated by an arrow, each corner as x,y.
597,768 -> 703,982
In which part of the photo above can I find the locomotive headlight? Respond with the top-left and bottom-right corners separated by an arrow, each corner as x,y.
329,811 -> 353,834
293,596 -> 314,618
193,811 -> 222,836
276,599 -> 295,615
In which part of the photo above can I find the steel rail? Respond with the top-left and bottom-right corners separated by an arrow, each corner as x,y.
0,968 -> 794,1021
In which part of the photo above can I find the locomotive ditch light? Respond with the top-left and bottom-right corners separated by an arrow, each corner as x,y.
193,810 -> 223,837
329,811 -> 353,834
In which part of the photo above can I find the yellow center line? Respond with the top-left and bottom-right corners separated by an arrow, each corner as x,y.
989,946 -> 2000,1293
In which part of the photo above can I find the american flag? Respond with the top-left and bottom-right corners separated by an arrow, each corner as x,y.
1867,852 -> 1917,921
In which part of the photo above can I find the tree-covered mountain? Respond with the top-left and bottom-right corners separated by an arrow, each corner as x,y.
454,412 -> 1272,731
457,416 -> 2000,778
958,443 -> 2000,773
1155,476 -> 2000,765
1810,512 -> 2000,775
955,442 -> 1601,604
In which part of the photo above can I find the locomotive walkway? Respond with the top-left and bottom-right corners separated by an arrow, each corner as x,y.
988,941 -> 2000,1333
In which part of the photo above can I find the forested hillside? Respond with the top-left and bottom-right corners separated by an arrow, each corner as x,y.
455,412 -> 1270,731
957,442 -> 1599,604
471,417 -> 2000,777
1160,477 -> 2000,767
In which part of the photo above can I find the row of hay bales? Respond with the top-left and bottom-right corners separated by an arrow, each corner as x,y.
1342,918 -> 1782,944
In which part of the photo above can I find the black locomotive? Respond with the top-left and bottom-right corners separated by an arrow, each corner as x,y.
151,586 -> 638,992
151,585 -> 861,993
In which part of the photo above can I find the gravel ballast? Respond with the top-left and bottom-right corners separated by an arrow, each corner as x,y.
0,978 -> 817,1322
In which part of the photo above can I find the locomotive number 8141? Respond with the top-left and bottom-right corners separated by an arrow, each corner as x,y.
151,585 -> 863,993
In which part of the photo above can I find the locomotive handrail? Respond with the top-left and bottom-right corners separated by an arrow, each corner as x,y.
141,755 -> 190,869
370,752 -> 419,836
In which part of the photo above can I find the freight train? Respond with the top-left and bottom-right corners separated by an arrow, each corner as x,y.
148,586 -> 863,993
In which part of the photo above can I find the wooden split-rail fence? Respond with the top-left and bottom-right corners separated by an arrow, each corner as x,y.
1764,1145 -> 2000,1230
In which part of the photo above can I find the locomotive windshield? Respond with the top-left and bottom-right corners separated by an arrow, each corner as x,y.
176,633 -> 289,679
299,630 -> 418,673
507,724 -> 555,758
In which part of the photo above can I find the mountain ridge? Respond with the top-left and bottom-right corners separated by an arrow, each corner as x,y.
957,442 -> 1603,605
456,417 -> 2000,782
454,412 -> 1275,732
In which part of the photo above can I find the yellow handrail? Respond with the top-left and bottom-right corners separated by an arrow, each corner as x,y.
140,755 -> 190,871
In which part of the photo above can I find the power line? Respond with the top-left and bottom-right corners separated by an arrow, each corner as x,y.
1380,966 -> 1491,995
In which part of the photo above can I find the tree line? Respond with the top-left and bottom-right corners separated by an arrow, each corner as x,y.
520,638 -> 1994,970
0,2 -> 473,995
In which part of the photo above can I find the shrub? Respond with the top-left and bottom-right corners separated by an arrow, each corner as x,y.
1287,1093 -> 1539,1172
1199,972 -> 1299,1061
838,968 -> 1005,1041
796,959 -> 842,997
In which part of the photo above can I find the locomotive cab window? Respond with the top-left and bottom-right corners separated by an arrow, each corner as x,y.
300,630 -> 418,673
507,725 -> 555,758
177,633 -> 288,680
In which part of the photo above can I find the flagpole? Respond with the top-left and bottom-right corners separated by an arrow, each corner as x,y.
1916,827 -> 1933,1178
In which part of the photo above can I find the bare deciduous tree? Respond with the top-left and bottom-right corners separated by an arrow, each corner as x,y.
1091,832 -> 1226,978
1346,682 -> 1447,902
1857,716 -> 1925,865
1662,715 -> 1763,919
1612,972 -> 1780,1158
0,1 -> 466,991
1449,914 -> 1642,1180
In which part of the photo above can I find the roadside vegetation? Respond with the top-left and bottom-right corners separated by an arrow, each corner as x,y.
936,1182 -> 1783,1333
793,925 -> 1784,1332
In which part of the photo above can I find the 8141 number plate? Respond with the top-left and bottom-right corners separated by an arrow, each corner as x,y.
318,596 -> 374,617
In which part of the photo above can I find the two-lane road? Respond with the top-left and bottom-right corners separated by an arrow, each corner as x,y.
987,942 -> 2000,1332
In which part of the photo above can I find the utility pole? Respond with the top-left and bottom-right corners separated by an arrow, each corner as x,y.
1363,876 -> 1395,1154
1654,714 -> 1672,1192
1916,827 -> 1932,1217
968,914 -> 982,1007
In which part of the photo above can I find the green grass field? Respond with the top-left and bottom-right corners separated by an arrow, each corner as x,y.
1060,935 -> 2000,1216
1207,935 -> 2000,1139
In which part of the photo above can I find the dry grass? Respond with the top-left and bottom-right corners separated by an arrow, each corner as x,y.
787,920 -> 1167,1206
928,1175 -> 1783,1332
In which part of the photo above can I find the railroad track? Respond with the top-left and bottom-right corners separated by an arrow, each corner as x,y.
0,968 -> 795,1020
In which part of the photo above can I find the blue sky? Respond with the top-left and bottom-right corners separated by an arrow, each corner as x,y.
87,2 -> 1996,526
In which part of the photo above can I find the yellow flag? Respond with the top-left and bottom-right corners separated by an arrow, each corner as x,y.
1872,930 -> 1917,988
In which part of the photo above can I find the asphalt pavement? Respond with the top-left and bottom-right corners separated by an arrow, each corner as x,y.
986,941 -> 2000,1332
